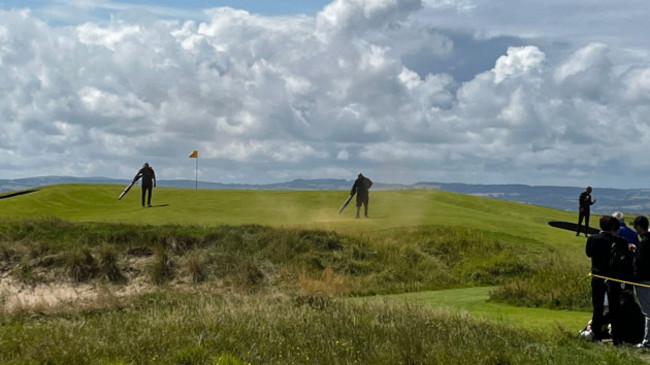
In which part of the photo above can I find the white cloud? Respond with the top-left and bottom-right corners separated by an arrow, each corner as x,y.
337,149 -> 350,161
622,67 -> 650,102
316,0 -> 421,37
493,46 -> 545,84
77,22 -> 142,51
1,1 -> 650,188
554,43 -> 609,81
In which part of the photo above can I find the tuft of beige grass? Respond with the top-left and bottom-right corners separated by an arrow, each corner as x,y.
298,267 -> 350,294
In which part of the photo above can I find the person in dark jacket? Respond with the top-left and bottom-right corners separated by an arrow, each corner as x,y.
133,162 -> 156,207
633,216 -> 650,348
585,215 -> 628,345
350,173 -> 372,219
577,186 -> 597,237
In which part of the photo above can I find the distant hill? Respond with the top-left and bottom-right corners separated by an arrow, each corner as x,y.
2,176 -> 650,215
412,183 -> 650,216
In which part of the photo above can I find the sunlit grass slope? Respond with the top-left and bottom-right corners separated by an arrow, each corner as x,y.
0,183 -> 583,249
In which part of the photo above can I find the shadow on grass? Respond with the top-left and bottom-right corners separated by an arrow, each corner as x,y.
0,189 -> 38,200
149,204 -> 169,208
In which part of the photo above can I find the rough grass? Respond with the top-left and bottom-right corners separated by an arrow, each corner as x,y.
0,291 -> 644,365
98,244 -> 126,283
147,246 -> 175,285
65,246 -> 99,282
489,254 -> 592,310
0,219 -> 579,300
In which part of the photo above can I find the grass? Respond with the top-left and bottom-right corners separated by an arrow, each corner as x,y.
65,246 -> 99,282
0,184 -> 636,364
0,222 -> 539,296
363,286 -> 589,332
1,291 -> 645,365
490,254 -> 591,310
0,184 -> 579,242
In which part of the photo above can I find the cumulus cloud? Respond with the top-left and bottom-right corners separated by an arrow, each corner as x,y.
493,46 -> 545,84
0,0 -> 649,187
622,67 -> 650,102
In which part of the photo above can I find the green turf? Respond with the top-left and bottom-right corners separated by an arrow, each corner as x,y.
360,286 -> 590,332
0,183 -> 583,237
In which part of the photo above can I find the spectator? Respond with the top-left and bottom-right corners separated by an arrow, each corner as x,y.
586,215 -> 628,345
613,211 -> 639,245
633,216 -> 650,348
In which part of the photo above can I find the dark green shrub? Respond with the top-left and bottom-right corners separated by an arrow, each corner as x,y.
245,261 -> 265,285
65,247 -> 99,282
185,253 -> 205,283
147,247 -> 174,285
98,245 -> 126,283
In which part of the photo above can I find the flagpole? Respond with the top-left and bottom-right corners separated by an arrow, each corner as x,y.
189,150 -> 198,189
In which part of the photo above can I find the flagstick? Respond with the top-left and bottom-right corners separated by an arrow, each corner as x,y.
195,157 -> 198,189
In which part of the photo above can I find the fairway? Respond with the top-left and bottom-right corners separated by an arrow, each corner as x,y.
362,286 -> 590,332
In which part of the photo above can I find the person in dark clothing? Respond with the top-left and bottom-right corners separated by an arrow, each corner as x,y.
633,216 -> 650,348
350,173 -> 372,219
609,219 -> 641,345
133,162 -> 156,207
577,186 -> 597,237
585,215 -> 630,345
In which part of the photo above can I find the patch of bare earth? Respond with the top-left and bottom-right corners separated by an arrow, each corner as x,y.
0,256 -> 155,312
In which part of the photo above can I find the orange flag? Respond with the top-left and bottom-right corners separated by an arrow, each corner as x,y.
189,150 -> 198,158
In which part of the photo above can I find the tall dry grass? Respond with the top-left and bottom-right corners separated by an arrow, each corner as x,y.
0,292 -> 642,364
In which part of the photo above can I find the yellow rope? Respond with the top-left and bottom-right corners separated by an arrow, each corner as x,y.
589,272 -> 650,288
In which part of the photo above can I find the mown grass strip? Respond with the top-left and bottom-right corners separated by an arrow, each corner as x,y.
360,286 -> 589,332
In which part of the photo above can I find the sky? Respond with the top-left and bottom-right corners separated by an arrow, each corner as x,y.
1,0 -> 649,188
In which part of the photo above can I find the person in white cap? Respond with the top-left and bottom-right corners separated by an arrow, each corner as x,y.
612,211 -> 639,245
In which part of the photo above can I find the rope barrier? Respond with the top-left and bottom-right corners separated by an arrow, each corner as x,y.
589,272 -> 650,289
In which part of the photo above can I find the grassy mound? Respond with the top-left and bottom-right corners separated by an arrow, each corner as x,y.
0,185 -> 595,309
0,219 -> 551,296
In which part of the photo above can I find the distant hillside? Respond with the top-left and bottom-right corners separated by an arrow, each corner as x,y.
2,176 -> 650,215
0,176 -> 393,192
413,182 -> 650,216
